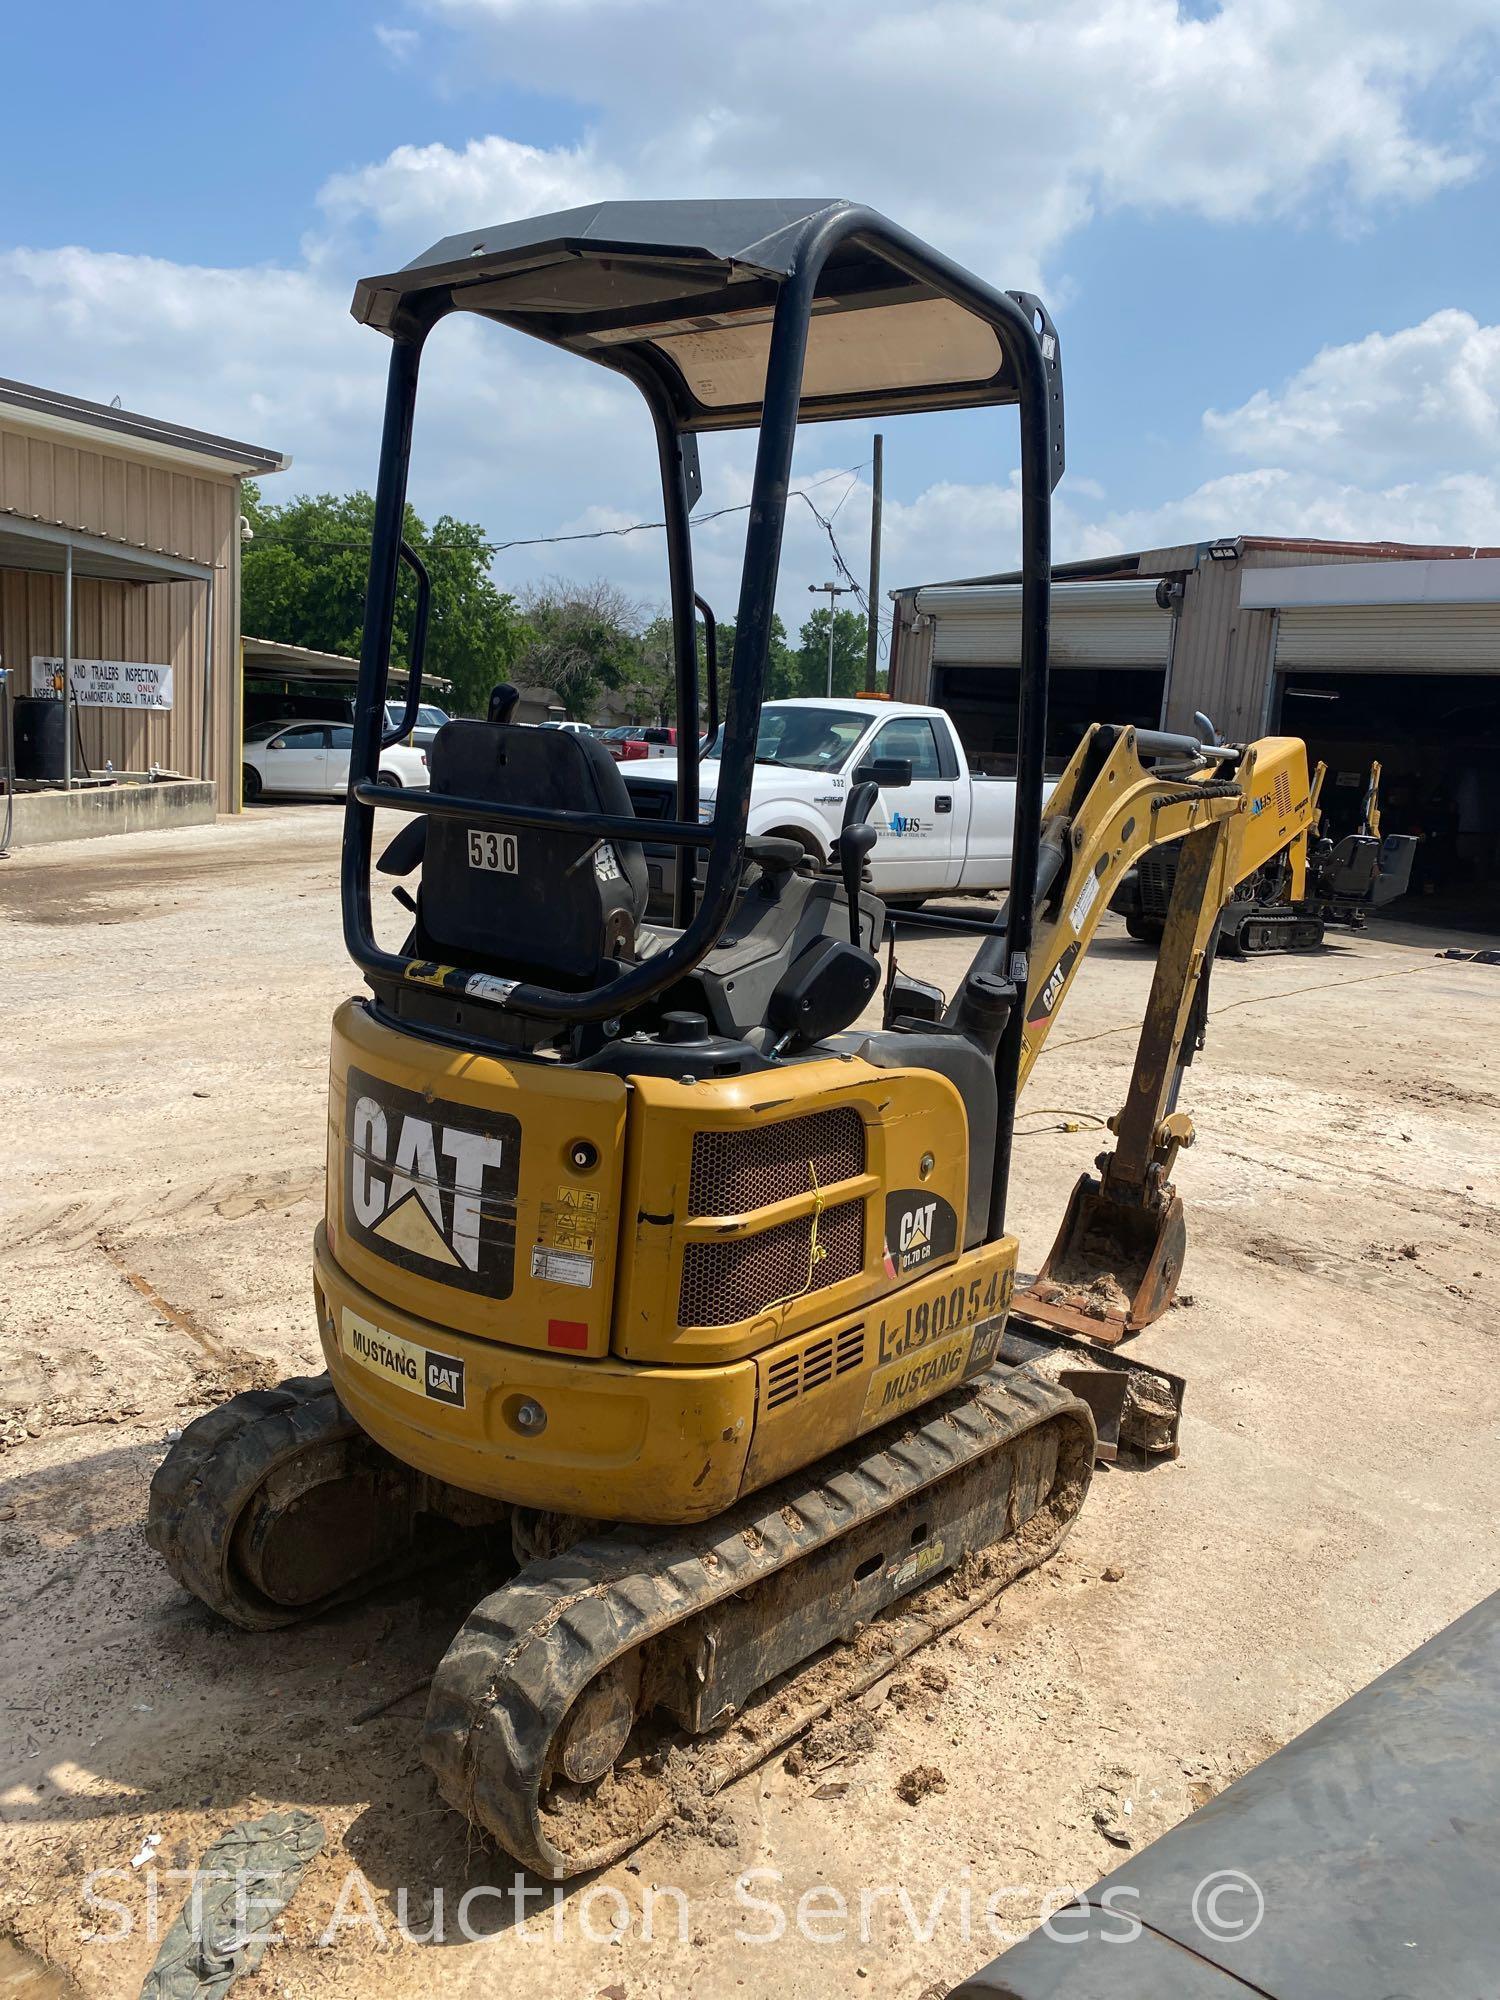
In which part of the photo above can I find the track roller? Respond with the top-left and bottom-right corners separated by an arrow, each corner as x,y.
421,1362 -> 1094,1877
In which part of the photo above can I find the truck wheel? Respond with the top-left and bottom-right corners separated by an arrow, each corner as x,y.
885,896 -> 928,912
1125,915 -> 1163,946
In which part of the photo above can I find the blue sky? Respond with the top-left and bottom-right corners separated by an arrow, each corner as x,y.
5,1 -> 1499,646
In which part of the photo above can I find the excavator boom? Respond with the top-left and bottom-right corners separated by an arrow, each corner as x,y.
1003,724 -> 1317,1342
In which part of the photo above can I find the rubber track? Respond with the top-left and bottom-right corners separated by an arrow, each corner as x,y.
1226,910 -> 1325,956
145,1374 -> 372,1630
422,1364 -> 1093,1877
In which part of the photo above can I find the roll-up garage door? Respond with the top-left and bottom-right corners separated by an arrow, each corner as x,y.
1276,605 -> 1500,673
916,579 -> 1172,668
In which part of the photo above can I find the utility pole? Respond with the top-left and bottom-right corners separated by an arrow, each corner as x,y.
865,432 -> 883,688
808,579 -> 854,697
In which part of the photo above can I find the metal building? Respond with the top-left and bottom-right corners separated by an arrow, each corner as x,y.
0,376 -> 286,842
889,536 -> 1500,927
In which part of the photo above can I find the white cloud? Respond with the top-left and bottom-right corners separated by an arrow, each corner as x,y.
316,135 -> 619,260
3,2 -> 1496,639
373,23 -> 420,65
0,243 -> 642,537
0,247 -> 371,491
1097,464 -> 1500,553
409,0 -> 1494,274
1205,309 -> 1500,481
9,243 -> 1498,635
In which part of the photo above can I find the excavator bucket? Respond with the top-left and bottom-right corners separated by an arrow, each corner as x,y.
1018,1171 -> 1186,1346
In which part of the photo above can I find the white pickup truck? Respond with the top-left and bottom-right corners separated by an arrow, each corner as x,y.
623,697 -> 1035,903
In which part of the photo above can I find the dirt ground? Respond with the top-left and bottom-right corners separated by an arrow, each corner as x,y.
2,805 -> 1497,1998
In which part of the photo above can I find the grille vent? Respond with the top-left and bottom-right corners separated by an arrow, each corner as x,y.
678,1199 -> 864,1328
1136,848 -> 1178,919
765,1323 -> 867,1411
688,1108 -> 864,1218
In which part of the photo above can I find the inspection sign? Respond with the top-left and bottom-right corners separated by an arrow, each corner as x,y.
30,655 -> 174,710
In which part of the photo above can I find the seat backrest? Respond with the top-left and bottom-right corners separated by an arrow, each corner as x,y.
417,720 -> 649,987
1323,833 -> 1381,903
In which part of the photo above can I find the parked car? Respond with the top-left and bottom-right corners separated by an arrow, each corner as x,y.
599,724 -> 676,762
242,719 -> 428,800
624,698 -> 1052,906
383,700 -> 451,749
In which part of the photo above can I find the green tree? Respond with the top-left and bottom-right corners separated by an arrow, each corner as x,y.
240,483 -> 527,716
626,607 -> 794,731
512,579 -> 645,720
629,613 -> 683,725
716,613 -> 795,705
790,606 -> 870,698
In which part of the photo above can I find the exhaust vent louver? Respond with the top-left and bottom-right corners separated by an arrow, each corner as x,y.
761,1323 -> 868,1412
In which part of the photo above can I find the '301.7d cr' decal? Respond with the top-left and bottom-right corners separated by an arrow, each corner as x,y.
883,1190 -> 958,1277
344,1066 -> 519,1297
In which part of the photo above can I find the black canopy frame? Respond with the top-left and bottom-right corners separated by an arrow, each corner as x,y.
342,198 -> 1062,1230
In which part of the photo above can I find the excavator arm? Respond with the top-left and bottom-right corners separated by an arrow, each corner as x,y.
1001,723 -> 1318,1344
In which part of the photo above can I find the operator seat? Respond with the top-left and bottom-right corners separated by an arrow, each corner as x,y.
413,719 -> 649,988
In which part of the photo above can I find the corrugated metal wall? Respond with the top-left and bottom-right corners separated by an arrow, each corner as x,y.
889,603 -> 935,702
1159,547 -> 1448,737
0,419 -> 241,808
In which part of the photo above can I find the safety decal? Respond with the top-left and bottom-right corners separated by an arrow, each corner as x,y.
530,1246 -> 594,1288
890,1536 -> 947,1591
543,1184 -> 599,1253
1068,868 -> 1103,935
465,972 -> 519,1005
345,1066 -> 519,1298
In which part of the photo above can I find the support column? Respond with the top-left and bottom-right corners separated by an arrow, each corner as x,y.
63,541 -> 74,789
199,572 -> 216,787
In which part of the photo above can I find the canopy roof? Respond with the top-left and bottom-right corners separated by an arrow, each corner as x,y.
350,198 -> 1061,447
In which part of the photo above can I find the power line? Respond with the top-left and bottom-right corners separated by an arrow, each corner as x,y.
269,459 -> 887,647
477,461 -> 872,586
295,460 -> 876,611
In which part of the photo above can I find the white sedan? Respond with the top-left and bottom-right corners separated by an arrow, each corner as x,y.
242,719 -> 429,801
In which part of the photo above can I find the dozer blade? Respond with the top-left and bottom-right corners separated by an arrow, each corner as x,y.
1017,1170 -> 1185,1346
421,1363 -> 1094,1878
1000,1315 -> 1186,1461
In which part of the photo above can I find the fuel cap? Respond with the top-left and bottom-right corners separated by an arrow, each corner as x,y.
659,1011 -> 710,1044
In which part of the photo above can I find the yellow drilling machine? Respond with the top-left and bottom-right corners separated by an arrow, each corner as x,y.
148,201 -> 1317,1875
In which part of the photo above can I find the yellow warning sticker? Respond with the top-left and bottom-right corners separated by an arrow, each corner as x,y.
545,1184 -> 600,1252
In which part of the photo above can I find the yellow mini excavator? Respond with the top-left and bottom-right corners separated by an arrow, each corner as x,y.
147,201 -> 1318,1876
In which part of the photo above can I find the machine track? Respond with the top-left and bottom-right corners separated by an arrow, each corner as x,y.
1223,910 -> 1326,956
422,1362 -> 1093,1877
146,1375 -> 435,1629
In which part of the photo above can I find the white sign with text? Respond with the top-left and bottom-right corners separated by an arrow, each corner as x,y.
30,655 -> 174,710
